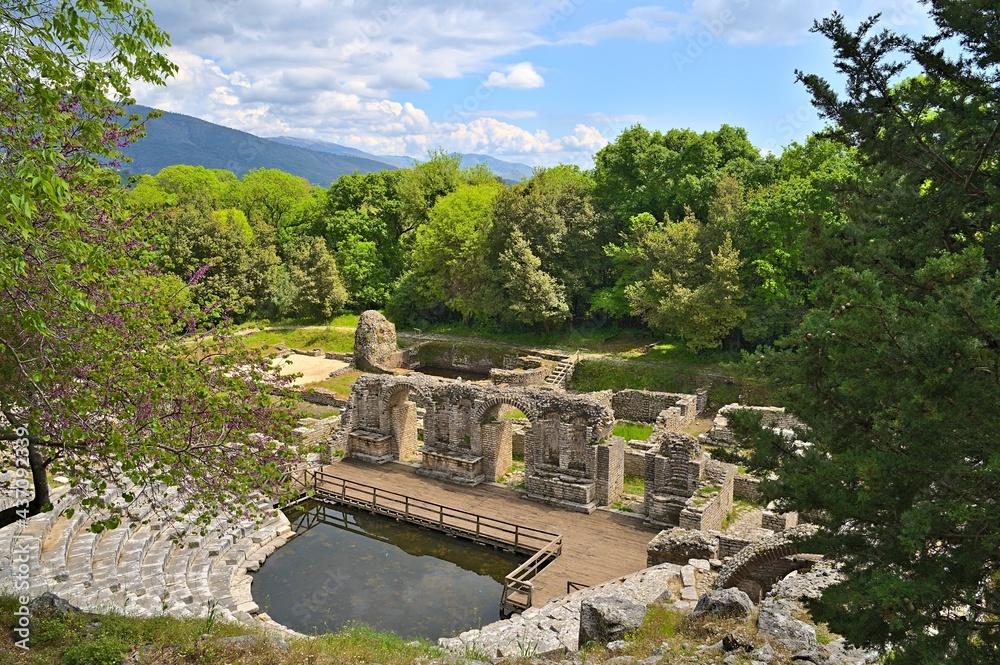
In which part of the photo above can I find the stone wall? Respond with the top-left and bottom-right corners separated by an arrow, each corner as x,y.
713,524 -> 820,602
611,390 -> 702,425
480,419 -> 513,482
678,461 -> 734,532
647,528 -> 720,566
706,404 -> 806,447
489,366 -> 549,387
596,437 -> 625,507
644,433 -> 737,532
762,511 -> 798,532
733,474 -> 760,500
295,387 -> 347,408
340,373 -> 621,511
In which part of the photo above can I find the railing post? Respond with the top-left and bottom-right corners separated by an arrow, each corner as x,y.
372,487 -> 377,507
476,515 -> 480,536
405,496 -> 409,516
514,526 -> 519,550
439,505 -> 443,527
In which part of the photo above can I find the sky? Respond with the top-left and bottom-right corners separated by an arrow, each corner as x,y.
134,0 -> 936,167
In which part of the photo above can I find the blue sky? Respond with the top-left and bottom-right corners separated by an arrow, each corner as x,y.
135,0 -> 935,167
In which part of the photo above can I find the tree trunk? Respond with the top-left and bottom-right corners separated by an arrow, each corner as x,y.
0,440 -> 51,528
27,440 -> 51,514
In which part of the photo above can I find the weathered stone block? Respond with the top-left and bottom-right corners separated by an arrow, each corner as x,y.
647,528 -> 720,566
691,588 -> 755,620
578,595 -> 647,646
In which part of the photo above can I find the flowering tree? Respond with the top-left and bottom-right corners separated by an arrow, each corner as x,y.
0,1 -> 304,529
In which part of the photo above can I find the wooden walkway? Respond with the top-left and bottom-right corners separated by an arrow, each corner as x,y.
319,459 -> 659,607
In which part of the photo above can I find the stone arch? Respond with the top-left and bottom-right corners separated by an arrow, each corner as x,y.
471,394 -> 539,425
378,380 -> 435,461
714,525 -> 820,602
472,395 -> 538,483
378,380 -> 434,418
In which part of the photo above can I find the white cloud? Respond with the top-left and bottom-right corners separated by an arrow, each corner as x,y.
559,6 -> 690,45
690,0 -> 829,46
484,62 -> 545,89
134,49 -> 603,167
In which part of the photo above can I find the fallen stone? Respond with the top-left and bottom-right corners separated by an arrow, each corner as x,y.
28,592 -> 83,616
691,588 -> 755,620
722,631 -> 755,652
750,642 -> 775,663
757,600 -> 817,652
578,595 -> 647,647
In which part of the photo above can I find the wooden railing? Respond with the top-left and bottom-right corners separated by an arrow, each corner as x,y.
298,469 -> 562,613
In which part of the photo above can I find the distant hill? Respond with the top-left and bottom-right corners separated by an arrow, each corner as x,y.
120,106 -> 395,186
266,136 -> 535,183
264,136 -> 417,169
119,106 -> 537,187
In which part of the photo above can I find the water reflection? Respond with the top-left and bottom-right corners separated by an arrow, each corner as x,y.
252,500 -> 525,639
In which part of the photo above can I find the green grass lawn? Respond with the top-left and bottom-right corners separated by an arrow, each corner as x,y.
244,327 -> 357,354
304,369 -> 366,397
613,421 -> 654,441
623,473 -> 645,495
0,594 -> 438,665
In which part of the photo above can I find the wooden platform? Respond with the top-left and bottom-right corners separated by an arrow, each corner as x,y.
321,459 -> 659,607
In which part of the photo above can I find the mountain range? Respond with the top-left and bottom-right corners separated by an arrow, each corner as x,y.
119,106 -> 534,186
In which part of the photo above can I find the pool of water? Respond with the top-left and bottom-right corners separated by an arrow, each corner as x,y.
252,500 -> 525,639
414,365 -> 491,381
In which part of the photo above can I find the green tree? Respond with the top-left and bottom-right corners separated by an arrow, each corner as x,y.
0,1 -> 301,527
226,168 -> 314,248
323,169 -> 405,308
752,5 -> 1000,661
285,236 -> 347,320
486,165 -> 610,320
592,124 -> 763,227
160,205 -> 280,320
407,181 -> 504,321
613,209 -> 745,350
496,229 -> 570,327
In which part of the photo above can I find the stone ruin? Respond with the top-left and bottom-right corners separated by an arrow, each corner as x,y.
353,310 -> 405,373
338,373 -> 621,513
643,432 -> 735,531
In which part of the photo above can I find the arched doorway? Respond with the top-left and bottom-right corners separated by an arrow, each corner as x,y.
383,383 -> 434,463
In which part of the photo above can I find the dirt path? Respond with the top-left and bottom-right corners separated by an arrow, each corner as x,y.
272,354 -> 348,386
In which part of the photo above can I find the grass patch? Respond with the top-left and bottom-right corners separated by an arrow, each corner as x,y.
244,327 -> 357,354
249,313 -> 361,329
401,321 -> 665,354
570,358 -> 708,393
723,498 -> 759,528
503,408 -> 527,419
623,473 -> 645,496
0,595 -> 440,665
613,420 -> 654,441
609,498 -> 635,512
291,400 -> 341,420
305,369 -> 366,397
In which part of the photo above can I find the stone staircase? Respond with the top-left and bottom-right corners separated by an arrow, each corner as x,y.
0,484 -> 299,637
544,355 -> 578,390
